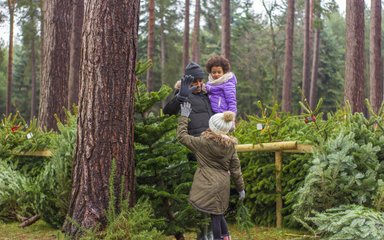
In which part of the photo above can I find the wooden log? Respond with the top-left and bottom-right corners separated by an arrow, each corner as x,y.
14,150 -> 53,157
283,144 -> 314,153
275,151 -> 283,228
19,214 -> 40,228
236,141 -> 297,152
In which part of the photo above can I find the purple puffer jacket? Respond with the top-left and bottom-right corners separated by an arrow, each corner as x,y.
206,72 -> 237,114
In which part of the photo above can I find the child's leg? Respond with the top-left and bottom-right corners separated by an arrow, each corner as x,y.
210,214 -> 223,239
220,215 -> 229,236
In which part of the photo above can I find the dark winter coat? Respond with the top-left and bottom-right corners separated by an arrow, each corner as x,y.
177,116 -> 245,215
206,72 -> 237,114
163,82 -> 213,136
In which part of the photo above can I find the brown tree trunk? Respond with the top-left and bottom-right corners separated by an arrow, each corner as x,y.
369,0 -> 382,113
160,7 -> 166,108
6,0 -> 16,116
68,0 -> 84,109
63,0 -> 139,238
221,0 -> 230,61
191,0 -> 200,63
309,0 -> 321,109
38,0 -> 72,130
30,34 -> 37,120
345,0 -> 365,113
282,0 -> 295,112
146,0 -> 155,92
262,0 -> 279,101
183,0 -> 190,70
302,0 -> 311,105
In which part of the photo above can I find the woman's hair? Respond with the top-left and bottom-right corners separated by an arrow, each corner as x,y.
205,55 -> 231,73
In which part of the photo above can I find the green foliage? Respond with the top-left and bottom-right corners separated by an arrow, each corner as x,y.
234,101 -> 332,226
79,157 -> 164,240
293,110 -> 384,232
99,199 -> 165,240
235,201 -> 253,239
0,161 -> 38,221
36,109 -> 77,228
0,112 -> 52,178
307,205 -> 384,239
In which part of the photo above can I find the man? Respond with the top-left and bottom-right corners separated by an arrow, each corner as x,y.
163,62 -> 214,240
164,62 -> 213,136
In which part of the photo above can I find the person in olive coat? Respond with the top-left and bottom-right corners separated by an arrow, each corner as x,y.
177,102 -> 245,240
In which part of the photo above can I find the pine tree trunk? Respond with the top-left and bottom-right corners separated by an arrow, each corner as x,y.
309,0 -> 321,109
68,0 -> 84,109
63,0 -> 139,238
282,0 -> 295,112
369,0 -> 382,113
221,0 -> 230,61
30,33 -> 37,120
39,0 -> 72,130
345,0 -> 365,113
191,0 -> 200,63
146,0 -> 155,92
183,0 -> 190,70
6,0 -> 16,115
301,0 -> 311,105
263,1 -> 279,101
160,10 -> 166,108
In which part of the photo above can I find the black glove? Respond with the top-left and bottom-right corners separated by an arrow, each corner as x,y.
176,75 -> 197,102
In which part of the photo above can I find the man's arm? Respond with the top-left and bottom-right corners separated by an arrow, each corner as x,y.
163,92 -> 182,115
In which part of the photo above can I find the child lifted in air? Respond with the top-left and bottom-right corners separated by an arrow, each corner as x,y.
205,55 -> 237,115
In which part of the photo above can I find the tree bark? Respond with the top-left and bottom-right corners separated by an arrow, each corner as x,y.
146,0 -> 155,92
345,0 -> 365,113
6,0 -> 16,116
38,0 -> 72,130
191,0 -> 200,63
68,0 -> 84,109
221,0 -> 231,61
160,5 -> 166,108
282,0 -> 295,112
30,32 -> 37,120
63,0 -> 139,238
309,0 -> 321,109
369,0 -> 382,113
182,0 -> 190,70
301,0 -> 311,105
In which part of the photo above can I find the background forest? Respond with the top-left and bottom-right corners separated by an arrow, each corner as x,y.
0,0 -> 348,118
2,0 -> 384,239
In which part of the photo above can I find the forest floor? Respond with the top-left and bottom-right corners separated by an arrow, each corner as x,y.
0,220 -> 313,240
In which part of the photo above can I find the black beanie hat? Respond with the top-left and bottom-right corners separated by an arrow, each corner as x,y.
185,62 -> 205,80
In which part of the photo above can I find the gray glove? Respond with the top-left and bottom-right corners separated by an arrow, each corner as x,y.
176,75 -> 197,102
180,102 -> 192,117
239,190 -> 245,201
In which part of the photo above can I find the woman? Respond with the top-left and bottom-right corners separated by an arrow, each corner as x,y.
177,102 -> 245,240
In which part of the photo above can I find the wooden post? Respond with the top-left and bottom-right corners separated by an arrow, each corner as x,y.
275,151 -> 283,228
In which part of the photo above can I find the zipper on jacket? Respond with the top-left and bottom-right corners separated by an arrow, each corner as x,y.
218,97 -> 221,108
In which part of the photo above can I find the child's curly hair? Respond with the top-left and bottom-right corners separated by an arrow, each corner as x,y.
205,55 -> 231,73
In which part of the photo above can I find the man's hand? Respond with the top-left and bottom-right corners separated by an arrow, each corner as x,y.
176,75 -> 197,102
180,102 -> 192,117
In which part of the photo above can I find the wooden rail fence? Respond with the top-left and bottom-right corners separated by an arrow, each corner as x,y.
17,141 -> 313,228
235,141 -> 313,228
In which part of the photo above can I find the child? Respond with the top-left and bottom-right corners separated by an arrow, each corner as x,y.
205,55 -> 237,115
177,102 -> 245,240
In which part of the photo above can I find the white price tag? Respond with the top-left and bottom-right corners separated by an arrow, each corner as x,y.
256,123 -> 263,130
27,132 -> 33,139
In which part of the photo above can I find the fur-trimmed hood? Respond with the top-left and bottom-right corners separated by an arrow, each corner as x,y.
201,129 -> 237,147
